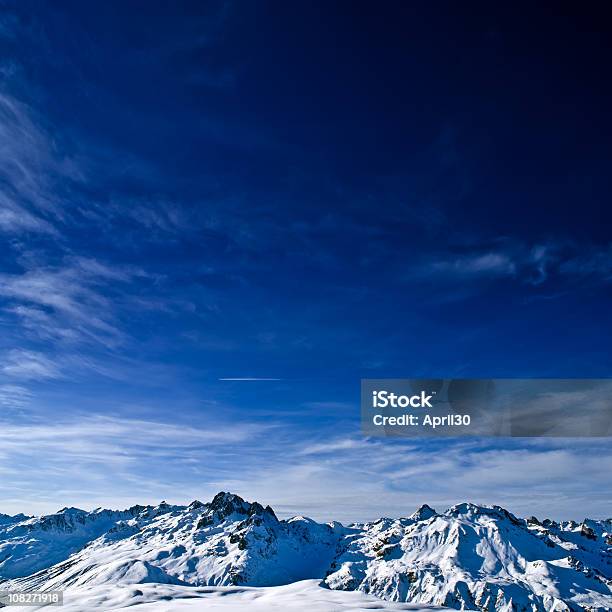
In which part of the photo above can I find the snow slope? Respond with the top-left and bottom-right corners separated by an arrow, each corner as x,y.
0,493 -> 610,611
325,503 -> 611,610
5,580 -> 451,611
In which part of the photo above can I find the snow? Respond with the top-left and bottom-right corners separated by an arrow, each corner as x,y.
0,492 -> 610,611
8,580 -> 453,611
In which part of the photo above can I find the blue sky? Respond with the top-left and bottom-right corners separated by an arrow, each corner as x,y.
0,2 -> 610,521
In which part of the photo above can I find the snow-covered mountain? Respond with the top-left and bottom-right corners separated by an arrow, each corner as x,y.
0,492 -> 610,611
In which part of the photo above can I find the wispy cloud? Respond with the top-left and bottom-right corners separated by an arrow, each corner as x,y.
0,195 -> 56,235
302,401 -> 354,411
428,252 -> 517,277
0,257 -> 145,348
0,92 -> 81,236
0,414 -> 266,455
0,384 -> 33,409
1,349 -> 61,380
0,413 -> 273,514
298,438 -> 367,455
3,418 -> 605,522
412,240 -> 612,288
559,244 -> 612,282
234,436 -> 612,522
0,66 -> 186,406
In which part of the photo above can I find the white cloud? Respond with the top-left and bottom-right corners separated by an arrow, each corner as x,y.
0,258 -> 145,348
413,240 -> 612,287
298,438 -> 369,455
0,199 -> 56,235
0,384 -> 33,408
0,411 -> 609,522
559,244 -> 612,281
0,92 -> 81,236
231,437 -> 612,523
2,349 -> 61,380
429,252 -> 517,277
0,413 -> 273,514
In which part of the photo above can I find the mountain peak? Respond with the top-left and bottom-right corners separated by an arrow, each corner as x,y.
444,502 -> 521,524
409,504 -> 437,521
209,491 -> 248,513
0,512 -> 29,526
57,506 -> 87,515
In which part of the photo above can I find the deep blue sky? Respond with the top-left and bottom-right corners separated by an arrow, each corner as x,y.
0,2 -> 610,520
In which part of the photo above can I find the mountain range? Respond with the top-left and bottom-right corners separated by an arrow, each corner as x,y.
0,492 -> 610,611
